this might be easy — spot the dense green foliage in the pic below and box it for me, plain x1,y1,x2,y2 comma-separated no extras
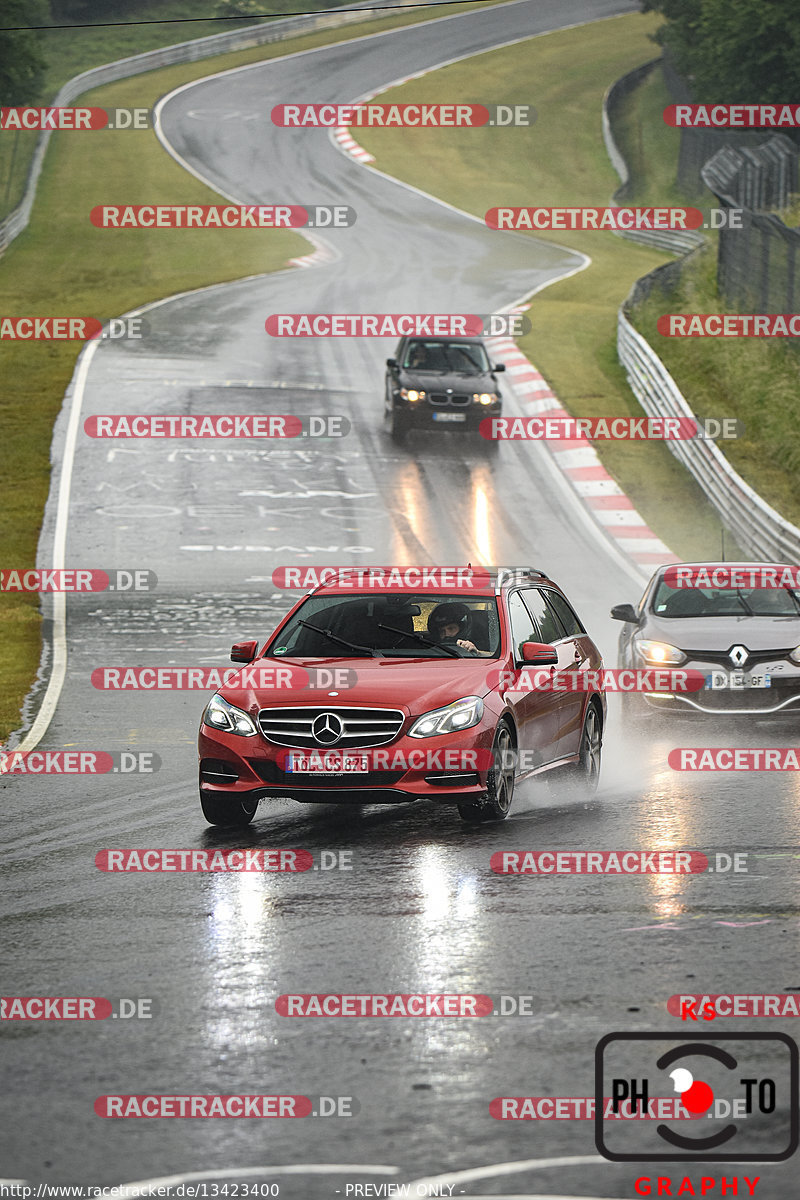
642,0,800,102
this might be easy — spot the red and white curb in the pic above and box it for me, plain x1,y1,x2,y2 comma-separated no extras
288,241,338,269
333,126,375,163
486,329,679,571
332,72,429,164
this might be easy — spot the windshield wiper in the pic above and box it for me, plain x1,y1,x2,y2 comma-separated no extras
734,589,754,615
297,619,379,657
377,622,462,658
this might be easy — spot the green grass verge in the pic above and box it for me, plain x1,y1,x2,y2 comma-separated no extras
355,14,746,561
0,0,501,742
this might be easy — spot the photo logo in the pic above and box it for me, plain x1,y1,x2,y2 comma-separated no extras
595,1032,798,1161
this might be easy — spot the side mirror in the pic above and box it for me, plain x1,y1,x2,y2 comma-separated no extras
386,358,397,368
610,603,639,624
519,641,558,666
230,639,258,663
492,362,506,372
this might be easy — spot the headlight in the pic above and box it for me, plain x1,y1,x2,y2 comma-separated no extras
790,645,800,665
401,388,425,401
408,696,484,738
202,694,257,737
635,639,686,666
473,392,498,405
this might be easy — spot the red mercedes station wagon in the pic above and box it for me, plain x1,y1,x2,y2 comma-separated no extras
198,567,605,826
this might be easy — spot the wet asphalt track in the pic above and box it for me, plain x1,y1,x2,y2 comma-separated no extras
3,0,800,1195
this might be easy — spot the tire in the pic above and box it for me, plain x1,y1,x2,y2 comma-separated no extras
458,723,515,823
569,703,603,796
200,789,258,827
387,408,409,444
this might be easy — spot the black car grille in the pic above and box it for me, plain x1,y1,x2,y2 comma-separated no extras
429,392,471,407
257,706,405,748
687,648,793,668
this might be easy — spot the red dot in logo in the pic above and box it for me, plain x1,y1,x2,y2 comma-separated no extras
682,1079,714,1114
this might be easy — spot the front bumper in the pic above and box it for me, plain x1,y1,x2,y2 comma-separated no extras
198,721,497,805
635,659,800,715
395,398,501,431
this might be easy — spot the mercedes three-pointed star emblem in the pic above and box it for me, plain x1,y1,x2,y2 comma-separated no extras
312,712,343,745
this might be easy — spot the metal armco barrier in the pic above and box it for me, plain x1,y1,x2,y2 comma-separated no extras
602,58,704,256
0,0,416,251
607,58,800,563
617,305,800,562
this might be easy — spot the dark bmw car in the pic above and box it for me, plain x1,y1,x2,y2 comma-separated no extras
384,335,504,442
612,561,800,715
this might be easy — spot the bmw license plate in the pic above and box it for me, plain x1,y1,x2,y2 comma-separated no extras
432,412,466,422
706,671,771,689
287,752,369,773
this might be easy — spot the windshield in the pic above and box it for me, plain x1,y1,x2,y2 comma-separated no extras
651,581,800,618
402,340,490,375
268,593,502,657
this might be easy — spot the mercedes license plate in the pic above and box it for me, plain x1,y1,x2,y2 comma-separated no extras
287,752,369,773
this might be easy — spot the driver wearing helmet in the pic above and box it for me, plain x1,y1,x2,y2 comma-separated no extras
427,601,481,655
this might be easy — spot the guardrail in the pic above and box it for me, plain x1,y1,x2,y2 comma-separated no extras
601,59,704,256
618,302,800,561
0,0,417,251
607,59,800,562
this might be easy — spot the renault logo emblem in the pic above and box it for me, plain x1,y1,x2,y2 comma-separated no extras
728,645,749,668
312,712,343,745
